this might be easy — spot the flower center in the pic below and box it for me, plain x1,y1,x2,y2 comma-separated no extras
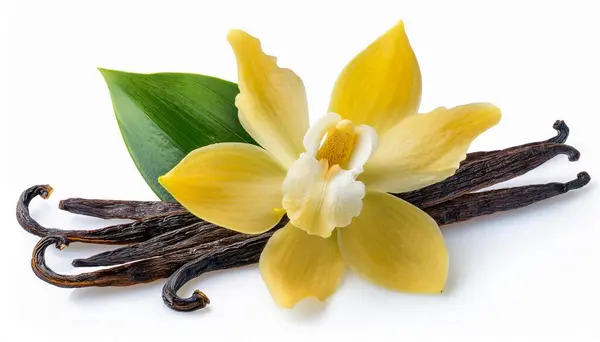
315,119,356,169
281,114,378,237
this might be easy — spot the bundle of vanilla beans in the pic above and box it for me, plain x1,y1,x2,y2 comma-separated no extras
16,120,590,312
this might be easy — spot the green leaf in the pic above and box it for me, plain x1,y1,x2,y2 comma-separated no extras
99,68,256,201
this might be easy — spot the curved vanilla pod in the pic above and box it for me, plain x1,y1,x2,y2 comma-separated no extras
162,232,274,312
464,119,569,162
397,142,581,208
424,172,591,225
31,235,199,287
17,185,199,245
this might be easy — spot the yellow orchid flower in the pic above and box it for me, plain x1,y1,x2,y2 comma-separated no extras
159,21,501,308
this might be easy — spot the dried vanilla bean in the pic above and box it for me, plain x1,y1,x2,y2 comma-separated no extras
397,142,580,208
31,236,201,287
72,220,239,267
17,186,199,245
424,172,591,225
464,120,569,162
17,185,61,237
59,198,184,220
32,227,281,288
162,233,274,312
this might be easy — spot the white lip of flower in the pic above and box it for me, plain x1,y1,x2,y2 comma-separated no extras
281,113,379,238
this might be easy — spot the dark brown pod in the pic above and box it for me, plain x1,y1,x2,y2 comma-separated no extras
18,186,199,245
397,142,580,208
59,198,184,220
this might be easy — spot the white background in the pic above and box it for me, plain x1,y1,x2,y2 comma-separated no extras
2,0,599,341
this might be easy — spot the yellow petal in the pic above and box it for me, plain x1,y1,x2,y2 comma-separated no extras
159,143,286,234
360,103,501,193
259,223,345,308
228,29,309,168
338,191,448,293
328,21,421,133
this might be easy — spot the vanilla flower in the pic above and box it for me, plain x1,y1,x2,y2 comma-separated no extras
160,21,500,308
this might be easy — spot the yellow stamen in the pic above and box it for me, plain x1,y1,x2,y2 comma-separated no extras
316,119,356,168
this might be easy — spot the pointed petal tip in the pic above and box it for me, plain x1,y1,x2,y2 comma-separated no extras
226,28,243,42
157,174,176,195
459,102,502,124
157,175,167,186
272,294,303,309
473,102,502,124
470,102,500,111
266,283,340,309
226,29,258,49
478,102,500,110
386,19,408,38
393,19,406,30
274,295,330,309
